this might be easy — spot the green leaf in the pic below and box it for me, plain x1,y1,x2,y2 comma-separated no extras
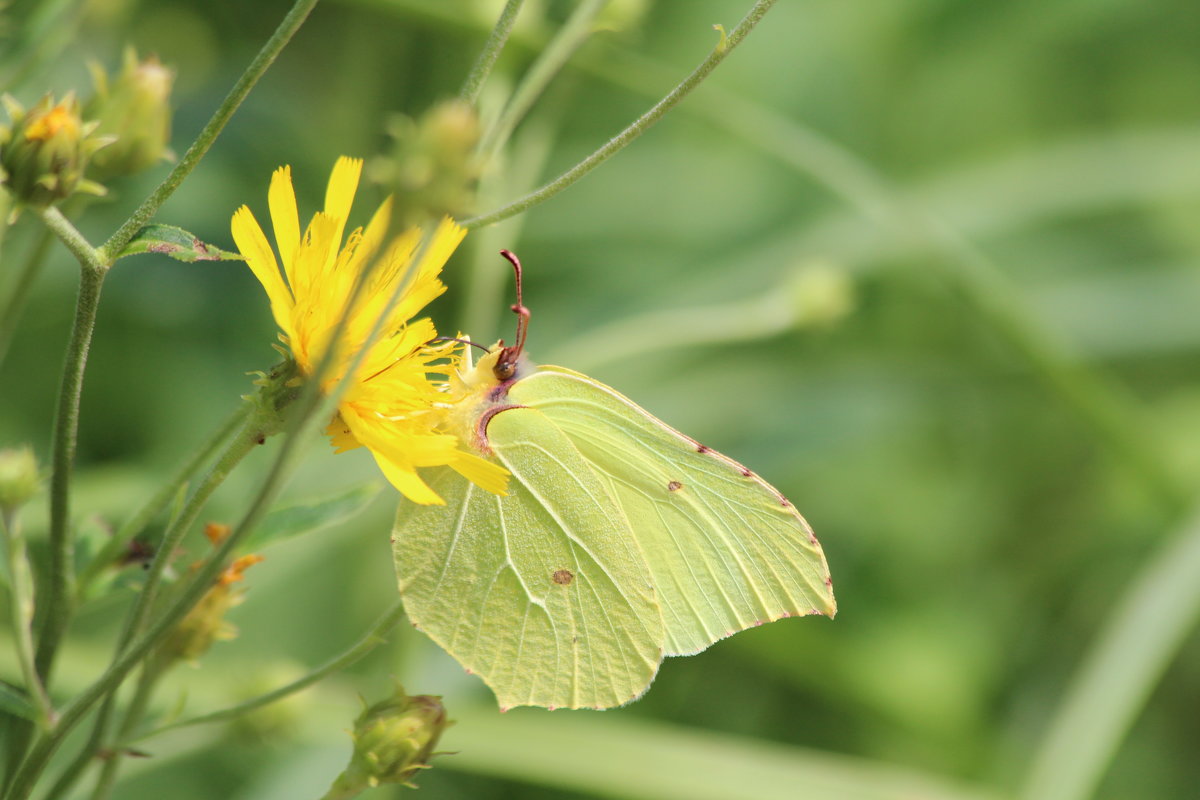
0,680,38,722
116,224,243,263
243,483,382,552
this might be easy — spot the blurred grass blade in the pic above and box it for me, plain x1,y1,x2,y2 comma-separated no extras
445,707,1003,800
242,484,382,552
0,681,38,723
1020,507,1200,800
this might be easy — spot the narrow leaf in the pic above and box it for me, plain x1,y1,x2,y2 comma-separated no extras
243,484,381,552
116,224,242,263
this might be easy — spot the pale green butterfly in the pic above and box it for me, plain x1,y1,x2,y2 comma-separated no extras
393,250,836,710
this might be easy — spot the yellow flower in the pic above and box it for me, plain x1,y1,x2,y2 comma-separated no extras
231,157,508,504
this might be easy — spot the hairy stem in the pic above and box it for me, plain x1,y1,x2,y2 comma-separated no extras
98,0,320,262
461,0,778,230
130,600,407,743
459,0,526,106
35,207,108,685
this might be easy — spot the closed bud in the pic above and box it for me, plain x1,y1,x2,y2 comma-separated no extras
85,47,174,180
0,93,111,208
369,99,481,227
0,445,39,516
326,684,450,797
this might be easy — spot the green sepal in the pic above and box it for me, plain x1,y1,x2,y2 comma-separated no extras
115,223,242,263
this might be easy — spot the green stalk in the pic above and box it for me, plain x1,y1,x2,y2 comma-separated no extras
459,0,526,106
87,659,169,800
1019,507,1200,800
98,0,320,263
0,229,54,370
34,207,107,686
461,0,779,230
74,401,253,602
0,511,55,733
128,599,407,743
476,0,606,160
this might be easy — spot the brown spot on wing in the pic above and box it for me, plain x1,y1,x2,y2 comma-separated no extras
667,480,683,492
552,569,574,586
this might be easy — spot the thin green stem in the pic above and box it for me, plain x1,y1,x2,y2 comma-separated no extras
1019,505,1200,800
42,404,268,800
0,513,55,733
130,599,407,743
476,0,606,161
97,0,320,263
75,401,254,601
0,229,54,370
461,0,778,230
35,207,108,687
459,0,526,106
87,660,167,800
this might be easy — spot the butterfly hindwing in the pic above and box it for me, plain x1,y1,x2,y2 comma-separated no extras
393,405,663,710
507,365,836,656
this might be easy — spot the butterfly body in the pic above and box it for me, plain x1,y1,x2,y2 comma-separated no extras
393,349,835,710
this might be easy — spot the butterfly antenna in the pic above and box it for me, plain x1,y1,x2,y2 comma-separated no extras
495,249,530,380
429,336,491,354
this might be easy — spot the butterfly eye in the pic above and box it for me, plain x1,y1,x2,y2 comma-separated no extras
494,359,517,381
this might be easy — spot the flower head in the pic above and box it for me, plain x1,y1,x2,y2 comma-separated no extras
231,157,508,504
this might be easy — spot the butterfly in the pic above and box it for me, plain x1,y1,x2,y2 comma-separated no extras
392,250,835,710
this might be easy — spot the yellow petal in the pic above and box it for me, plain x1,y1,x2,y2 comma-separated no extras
231,206,293,337
450,451,510,496
268,165,301,289
373,451,445,505
324,156,362,251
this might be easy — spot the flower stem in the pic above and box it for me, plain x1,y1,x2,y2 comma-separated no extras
0,229,52,371
476,0,606,161
459,0,526,106
461,0,778,230
97,0,320,263
34,207,108,687
129,599,407,744
87,660,168,800
0,511,55,733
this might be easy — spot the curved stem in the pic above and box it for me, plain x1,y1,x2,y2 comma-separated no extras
130,599,407,743
34,208,108,686
461,0,778,230
0,229,54,370
476,0,606,161
459,0,526,106
87,660,167,800
97,0,320,263
1020,505,1200,800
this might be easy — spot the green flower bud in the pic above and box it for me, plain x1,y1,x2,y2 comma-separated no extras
327,684,450,797
0,93,111,209
85,47,175,180
0,445,39,516
369,99,482,227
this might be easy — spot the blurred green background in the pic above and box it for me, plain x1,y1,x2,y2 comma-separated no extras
3,0,1200,798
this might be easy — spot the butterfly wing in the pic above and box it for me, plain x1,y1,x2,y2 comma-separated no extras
507,365,836,657
392,405,664,710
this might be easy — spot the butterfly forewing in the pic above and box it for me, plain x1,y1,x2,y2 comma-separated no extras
509,366,836,657
393,407,663,710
